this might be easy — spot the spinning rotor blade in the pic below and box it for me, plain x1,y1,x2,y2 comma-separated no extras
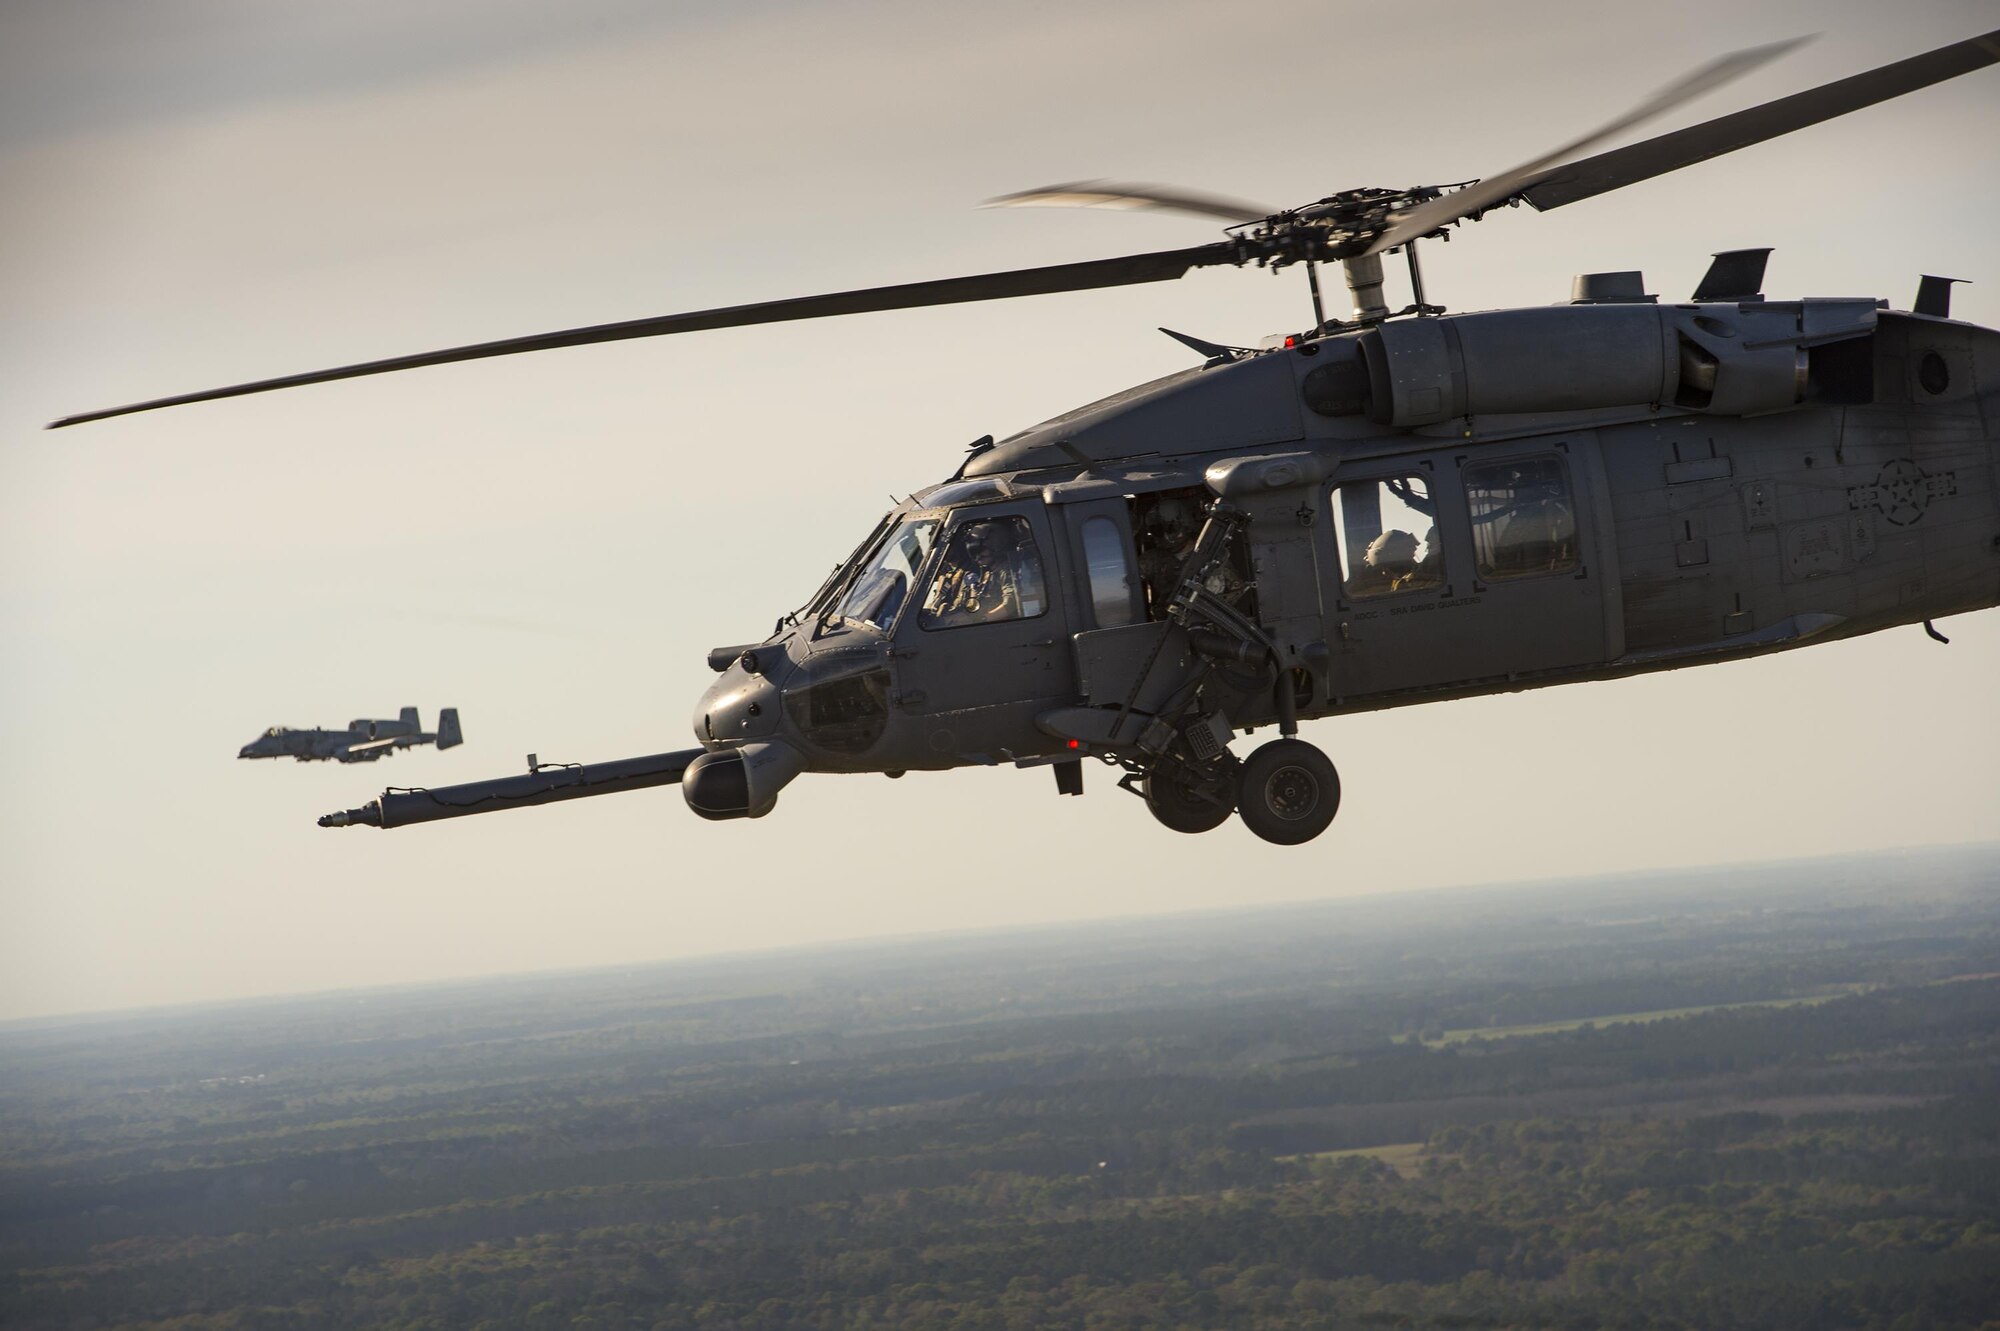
984,181,1277,225
49,243,1233,428
1365,36,1808,255
1518,27,2000,211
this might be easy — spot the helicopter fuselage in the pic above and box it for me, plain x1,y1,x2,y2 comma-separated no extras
683,290,1997,823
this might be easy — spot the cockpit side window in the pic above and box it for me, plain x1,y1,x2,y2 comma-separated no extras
919,516,1048,630
1332,475,1444,599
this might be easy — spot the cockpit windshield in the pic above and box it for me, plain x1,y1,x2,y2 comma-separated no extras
829,517,940,630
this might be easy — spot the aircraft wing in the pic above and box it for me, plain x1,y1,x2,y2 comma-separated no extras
337,738,400,762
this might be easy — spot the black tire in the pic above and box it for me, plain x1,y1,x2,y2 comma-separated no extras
1237,738,1340,845
1144,752,1239,834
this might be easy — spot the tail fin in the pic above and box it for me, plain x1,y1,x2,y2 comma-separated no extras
399,706,419,730
437,708,463,749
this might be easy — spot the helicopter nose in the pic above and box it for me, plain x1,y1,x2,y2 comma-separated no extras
696,667,783,746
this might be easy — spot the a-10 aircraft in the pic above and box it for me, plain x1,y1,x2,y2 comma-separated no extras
238,708,462,764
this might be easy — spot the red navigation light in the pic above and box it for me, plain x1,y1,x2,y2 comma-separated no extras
1067,739,1081,750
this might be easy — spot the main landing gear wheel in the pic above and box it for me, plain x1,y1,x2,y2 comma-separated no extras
1237,738,1340,845
1143,751,1240,834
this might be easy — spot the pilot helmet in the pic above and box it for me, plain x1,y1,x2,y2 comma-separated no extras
1364,528,1420,569
968,520,1013,558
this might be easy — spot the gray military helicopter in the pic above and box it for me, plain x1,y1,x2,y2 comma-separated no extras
55,29,2000,845
238,708,463,764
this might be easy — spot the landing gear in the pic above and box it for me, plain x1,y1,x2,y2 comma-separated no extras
1143,749,1239,834
1237,738,1340,845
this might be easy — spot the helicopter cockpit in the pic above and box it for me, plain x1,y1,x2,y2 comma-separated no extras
813,476,1038,635
810,481,1257,640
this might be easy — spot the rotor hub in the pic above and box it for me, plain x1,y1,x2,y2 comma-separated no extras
1229,185,1456,269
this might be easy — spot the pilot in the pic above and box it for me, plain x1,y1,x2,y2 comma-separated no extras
926,521,1022,626
1357,528,1420,595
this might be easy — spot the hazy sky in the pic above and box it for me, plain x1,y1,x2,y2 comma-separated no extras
3,0,1996,1022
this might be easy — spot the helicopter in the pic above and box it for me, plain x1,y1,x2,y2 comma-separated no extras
52,28,2000,846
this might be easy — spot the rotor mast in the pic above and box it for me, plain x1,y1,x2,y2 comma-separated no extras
1341,253,1390,324
1338,241,1443,327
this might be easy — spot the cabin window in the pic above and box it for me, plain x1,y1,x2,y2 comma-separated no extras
919,515,1049,629
1331,475,1444,599
1079,516,1139,628
1463,456,1578,579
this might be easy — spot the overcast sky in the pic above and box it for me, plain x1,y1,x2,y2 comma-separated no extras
3,0,1996,1022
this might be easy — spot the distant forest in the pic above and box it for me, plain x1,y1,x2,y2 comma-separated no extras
2,845,1997,1329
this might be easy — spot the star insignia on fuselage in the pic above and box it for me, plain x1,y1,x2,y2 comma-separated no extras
1847,458,1957,527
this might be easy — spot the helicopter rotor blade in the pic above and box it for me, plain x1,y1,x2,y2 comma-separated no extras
48,243,1235,429
1517,26,2000,212
983,181,1278,226
1363,36,1809,255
